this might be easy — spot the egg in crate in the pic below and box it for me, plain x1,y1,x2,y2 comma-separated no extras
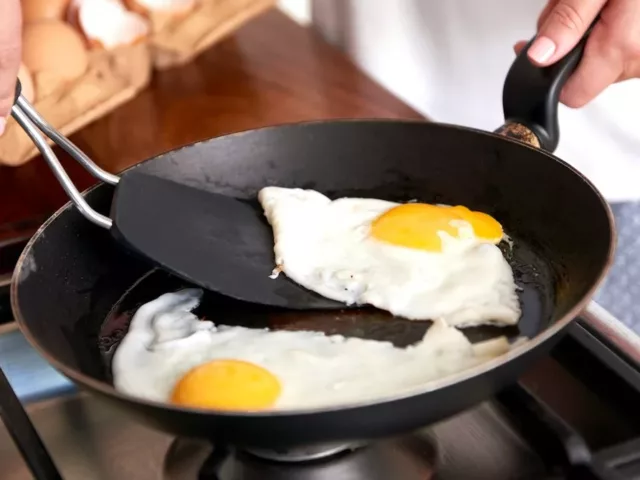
258,187,521,328
21,20,89,98
21,0,71,23
18,63,37,103
112,289,511,411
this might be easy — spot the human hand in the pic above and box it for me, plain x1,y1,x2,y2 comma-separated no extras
0,0,21,136
514,0,640,108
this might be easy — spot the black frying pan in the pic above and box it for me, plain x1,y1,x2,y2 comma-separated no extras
10,32,614,451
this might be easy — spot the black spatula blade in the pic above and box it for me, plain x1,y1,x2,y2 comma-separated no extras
110,170,345,309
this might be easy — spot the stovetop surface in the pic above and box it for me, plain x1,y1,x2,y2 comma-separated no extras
3,311,640,480
0,389,545,479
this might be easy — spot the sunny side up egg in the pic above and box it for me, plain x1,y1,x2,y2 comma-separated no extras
258,187,521,328
112,289,512,411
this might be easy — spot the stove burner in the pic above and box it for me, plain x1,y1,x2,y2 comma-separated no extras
245,443,358,462
163,436,437,479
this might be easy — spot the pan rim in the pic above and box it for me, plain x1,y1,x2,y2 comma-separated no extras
10,119,617,419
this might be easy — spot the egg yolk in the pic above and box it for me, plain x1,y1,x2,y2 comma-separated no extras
171,359,281,411
447,205,503,244
370,203,502,252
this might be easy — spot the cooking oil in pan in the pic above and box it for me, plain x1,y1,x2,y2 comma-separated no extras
99,235,552,380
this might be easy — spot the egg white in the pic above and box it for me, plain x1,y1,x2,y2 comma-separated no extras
112,289,512,410
258,187,521,328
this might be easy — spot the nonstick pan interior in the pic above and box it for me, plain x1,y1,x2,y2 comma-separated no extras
11,121,614,446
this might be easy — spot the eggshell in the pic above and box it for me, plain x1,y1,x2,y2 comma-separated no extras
124,0,196,16
69,0,150,50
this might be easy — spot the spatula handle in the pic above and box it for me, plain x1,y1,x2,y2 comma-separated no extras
11,79,117,229
13,78,120,186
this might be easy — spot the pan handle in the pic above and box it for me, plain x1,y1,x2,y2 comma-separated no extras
495,23,595,152
11,78,118,229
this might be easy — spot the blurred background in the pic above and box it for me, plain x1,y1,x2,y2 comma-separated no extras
4,3,640,479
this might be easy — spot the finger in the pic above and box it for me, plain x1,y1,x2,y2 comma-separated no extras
562,0,640,106
528,0,606,65
606,0,640,82
619,58,640,82
559,21,623,107
537,0,559,30
513,41,528,55
0,0,21,136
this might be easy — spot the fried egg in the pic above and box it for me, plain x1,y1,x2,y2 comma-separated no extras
112,289,512,411
258,187,521,328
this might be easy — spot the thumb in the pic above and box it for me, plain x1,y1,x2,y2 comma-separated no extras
528,0,605,65
0,0,22,136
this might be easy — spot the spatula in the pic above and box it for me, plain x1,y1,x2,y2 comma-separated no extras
10,79,344,310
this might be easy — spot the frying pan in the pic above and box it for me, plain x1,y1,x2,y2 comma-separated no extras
10,32,614,451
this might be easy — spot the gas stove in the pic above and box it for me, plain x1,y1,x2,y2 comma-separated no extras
3,302,640,480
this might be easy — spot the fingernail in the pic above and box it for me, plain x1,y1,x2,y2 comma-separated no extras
528,36,556,63
0,118,6,137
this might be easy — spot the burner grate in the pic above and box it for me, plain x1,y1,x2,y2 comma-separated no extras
0,367,62,480
595,438,640,478
496,385,622,480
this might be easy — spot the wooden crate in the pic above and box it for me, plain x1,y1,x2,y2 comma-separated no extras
150,0,276,70
0,43,152,167
0,0,275,166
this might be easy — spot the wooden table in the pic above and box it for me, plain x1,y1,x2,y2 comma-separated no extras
0,9,422,248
